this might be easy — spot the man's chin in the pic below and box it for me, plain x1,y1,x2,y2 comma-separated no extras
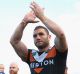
36,45,44,49
36,43,43,46
10,71,15,74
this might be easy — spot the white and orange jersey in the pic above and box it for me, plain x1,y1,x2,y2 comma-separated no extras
26,46,68,74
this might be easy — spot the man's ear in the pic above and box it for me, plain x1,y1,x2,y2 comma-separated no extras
49,35,51,40
17,67,19,71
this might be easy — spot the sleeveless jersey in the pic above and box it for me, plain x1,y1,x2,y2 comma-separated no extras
26,46,68,74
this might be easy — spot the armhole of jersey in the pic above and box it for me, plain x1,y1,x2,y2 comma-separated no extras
54,45,68,53
26,49,31,64
55,46,68,60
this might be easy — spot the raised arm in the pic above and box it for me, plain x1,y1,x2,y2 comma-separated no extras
30,2,68,52
10,11,38,61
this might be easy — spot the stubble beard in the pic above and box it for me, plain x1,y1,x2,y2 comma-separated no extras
35,41,49,50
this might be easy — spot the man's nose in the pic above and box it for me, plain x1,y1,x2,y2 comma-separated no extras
36,35,41,39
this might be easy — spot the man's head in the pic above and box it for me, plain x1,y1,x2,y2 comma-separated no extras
0,64,5,72
9,62,19,74
33,26,51,50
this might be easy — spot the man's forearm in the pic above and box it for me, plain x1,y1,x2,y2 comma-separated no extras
10,21,28,44
39,15,64,37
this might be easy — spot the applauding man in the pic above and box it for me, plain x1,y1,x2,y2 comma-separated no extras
10,1,68,74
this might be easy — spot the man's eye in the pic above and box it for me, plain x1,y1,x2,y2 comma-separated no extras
33,33,44,38
39,33,44,35
33,34,37,38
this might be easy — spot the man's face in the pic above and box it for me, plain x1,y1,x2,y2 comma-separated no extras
9,63,19,74
33,28,51,50
0,64,4,72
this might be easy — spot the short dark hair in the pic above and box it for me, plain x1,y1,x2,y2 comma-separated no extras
34,26,49,35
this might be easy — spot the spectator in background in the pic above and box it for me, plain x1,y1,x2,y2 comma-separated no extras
9,62,19,74
0,64,5,74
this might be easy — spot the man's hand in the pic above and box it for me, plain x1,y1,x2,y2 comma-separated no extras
30,1,44,19
22,11,39,24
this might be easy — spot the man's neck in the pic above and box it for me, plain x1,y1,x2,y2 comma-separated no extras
39,45,51,52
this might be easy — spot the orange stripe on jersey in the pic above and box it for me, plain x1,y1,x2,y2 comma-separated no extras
46,47,56,59
34,68,43,73
30,52,35,62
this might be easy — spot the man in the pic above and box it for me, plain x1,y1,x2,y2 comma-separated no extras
9,62,19,74
0,64,5,74
10,1,68,74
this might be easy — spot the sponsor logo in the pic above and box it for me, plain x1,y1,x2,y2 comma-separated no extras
30,59,54,68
